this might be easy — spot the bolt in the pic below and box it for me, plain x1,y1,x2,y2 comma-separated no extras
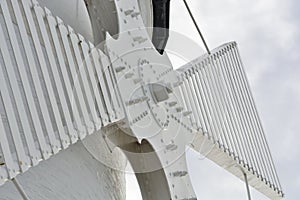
115,66,126,73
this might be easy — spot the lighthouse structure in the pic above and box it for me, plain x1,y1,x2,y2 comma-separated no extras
0,0,283,199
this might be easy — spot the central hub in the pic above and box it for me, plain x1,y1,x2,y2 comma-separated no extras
111,53,181,140
104,3,192,143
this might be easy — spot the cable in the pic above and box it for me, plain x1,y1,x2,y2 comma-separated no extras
243,172,252,200
12,178,30,200
182,0,211,54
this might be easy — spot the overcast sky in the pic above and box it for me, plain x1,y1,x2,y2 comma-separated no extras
127,0,299,199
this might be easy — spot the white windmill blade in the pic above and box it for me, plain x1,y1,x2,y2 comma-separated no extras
0,0,124,186
177,42,284,199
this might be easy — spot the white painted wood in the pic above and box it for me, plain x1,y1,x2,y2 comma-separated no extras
0,0,126,186
1,0,39,166
0,21,29,173
98,50,121,122
0,111,15,179
90,47,116,122
105,57,124,121
20,0,61,154
10,0,51,160
32,4,66,150
18,0,56,156
45,12,80,143
68,27,97,134
57,23,90,139
34,6,73,148
78,35,103,128
87,43,110,125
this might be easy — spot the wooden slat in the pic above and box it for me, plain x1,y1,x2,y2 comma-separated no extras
20,0,60,154
68,27,96,134
90,46,115,123
0,101,17,178
0,0,125,187
178,42,283,198
88,43,110,126
46,13,82,143
0,22,29,173
99,50,123,122
10,0,51,160
1,0,39,166
56,21,90,139
78,34,102,129
32,4,68,150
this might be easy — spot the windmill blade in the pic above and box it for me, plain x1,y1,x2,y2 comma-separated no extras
0,0,123,186
177,42,283,199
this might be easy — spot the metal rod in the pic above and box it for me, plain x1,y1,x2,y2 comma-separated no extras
12,178,30,200
182,0,211,54
243,172,252,200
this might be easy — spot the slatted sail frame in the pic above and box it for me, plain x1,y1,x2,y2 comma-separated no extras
178,42,283,198
0,0,123,185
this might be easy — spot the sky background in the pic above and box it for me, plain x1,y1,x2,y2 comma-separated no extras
126,0,299,199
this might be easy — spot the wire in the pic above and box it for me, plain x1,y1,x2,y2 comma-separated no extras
243,172,252,200
182,0,211,54
12,178,30,200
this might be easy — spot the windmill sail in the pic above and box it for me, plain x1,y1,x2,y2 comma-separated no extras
178,42,283,199
0,0,123,181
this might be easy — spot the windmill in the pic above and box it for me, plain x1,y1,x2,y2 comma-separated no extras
0,0,284,199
